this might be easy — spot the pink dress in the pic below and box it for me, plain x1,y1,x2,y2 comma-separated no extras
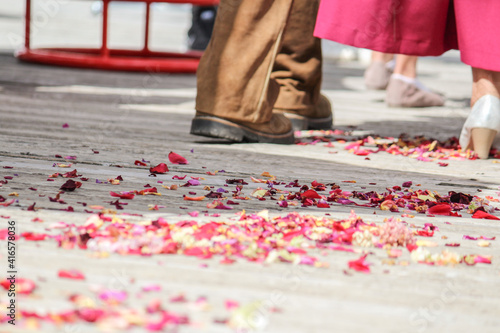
314,0,500,72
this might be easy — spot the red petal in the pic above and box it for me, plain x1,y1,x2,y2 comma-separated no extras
150,163,169,174
311,180,324,187
416,230,434,237
135,160,148,166
302,189,322,199
22,232,46,241
110,191,135,199
472,210,500,220
1,278,36,294
348,255,371,273
168,151,188,164
58,269,85,280
427,204,452,216
60,180,82,191
354,149,371,156
77,308,104,322
406,243,418,252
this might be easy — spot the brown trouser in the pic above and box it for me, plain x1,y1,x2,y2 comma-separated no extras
195,0,322,124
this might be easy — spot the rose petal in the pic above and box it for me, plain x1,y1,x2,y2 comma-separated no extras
168,151,188,165
150,163,169,174
302,189,322,199
60,180,82,191
58,269,85,280
427,204,452,216
472,210,500,220
348,255,371,273
184,196,205,201
110,191,135,200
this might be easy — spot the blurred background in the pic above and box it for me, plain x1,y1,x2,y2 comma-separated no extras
0,0,366,62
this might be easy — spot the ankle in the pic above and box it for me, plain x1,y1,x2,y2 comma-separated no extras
391,74,430,92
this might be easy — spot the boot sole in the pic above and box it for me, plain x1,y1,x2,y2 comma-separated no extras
190,115,295,144
284,113,333,131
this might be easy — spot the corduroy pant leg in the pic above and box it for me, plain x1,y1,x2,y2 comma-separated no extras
195,0,295,124
272,0,323,114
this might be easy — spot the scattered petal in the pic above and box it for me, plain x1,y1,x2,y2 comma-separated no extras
60,180,82,191
348,255,371,273
1,278,36,294
58,269,85,280
168,151,188,164
110,191,135,200
472,210,500,220
184,196,205,201
150,163,169,174
427,204,452,216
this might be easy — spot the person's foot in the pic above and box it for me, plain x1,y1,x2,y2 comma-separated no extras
273,95,333,131
364,60,393,90
386,75,445,107
459,94,500,159
187,6,217,51
190,112,294,144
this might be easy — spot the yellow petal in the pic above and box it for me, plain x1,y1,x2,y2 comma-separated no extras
478,240,490,247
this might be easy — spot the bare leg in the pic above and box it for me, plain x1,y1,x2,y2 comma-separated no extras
471,68,500,105
364,52,393,90
386,55,444,107
393,55,418,78
371,51,393,63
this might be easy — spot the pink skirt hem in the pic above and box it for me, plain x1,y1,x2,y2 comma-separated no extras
314,0,500,72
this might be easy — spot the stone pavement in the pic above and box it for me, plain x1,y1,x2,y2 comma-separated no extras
1,2,500,333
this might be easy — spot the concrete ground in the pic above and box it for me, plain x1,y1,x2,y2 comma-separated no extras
1,2,499,333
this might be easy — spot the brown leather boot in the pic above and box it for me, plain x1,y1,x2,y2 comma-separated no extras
273,94,333,131
190,112,294,144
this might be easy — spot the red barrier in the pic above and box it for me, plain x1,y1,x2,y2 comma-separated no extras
16,0,219,73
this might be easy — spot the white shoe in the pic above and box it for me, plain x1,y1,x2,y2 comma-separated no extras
459,94,500,159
